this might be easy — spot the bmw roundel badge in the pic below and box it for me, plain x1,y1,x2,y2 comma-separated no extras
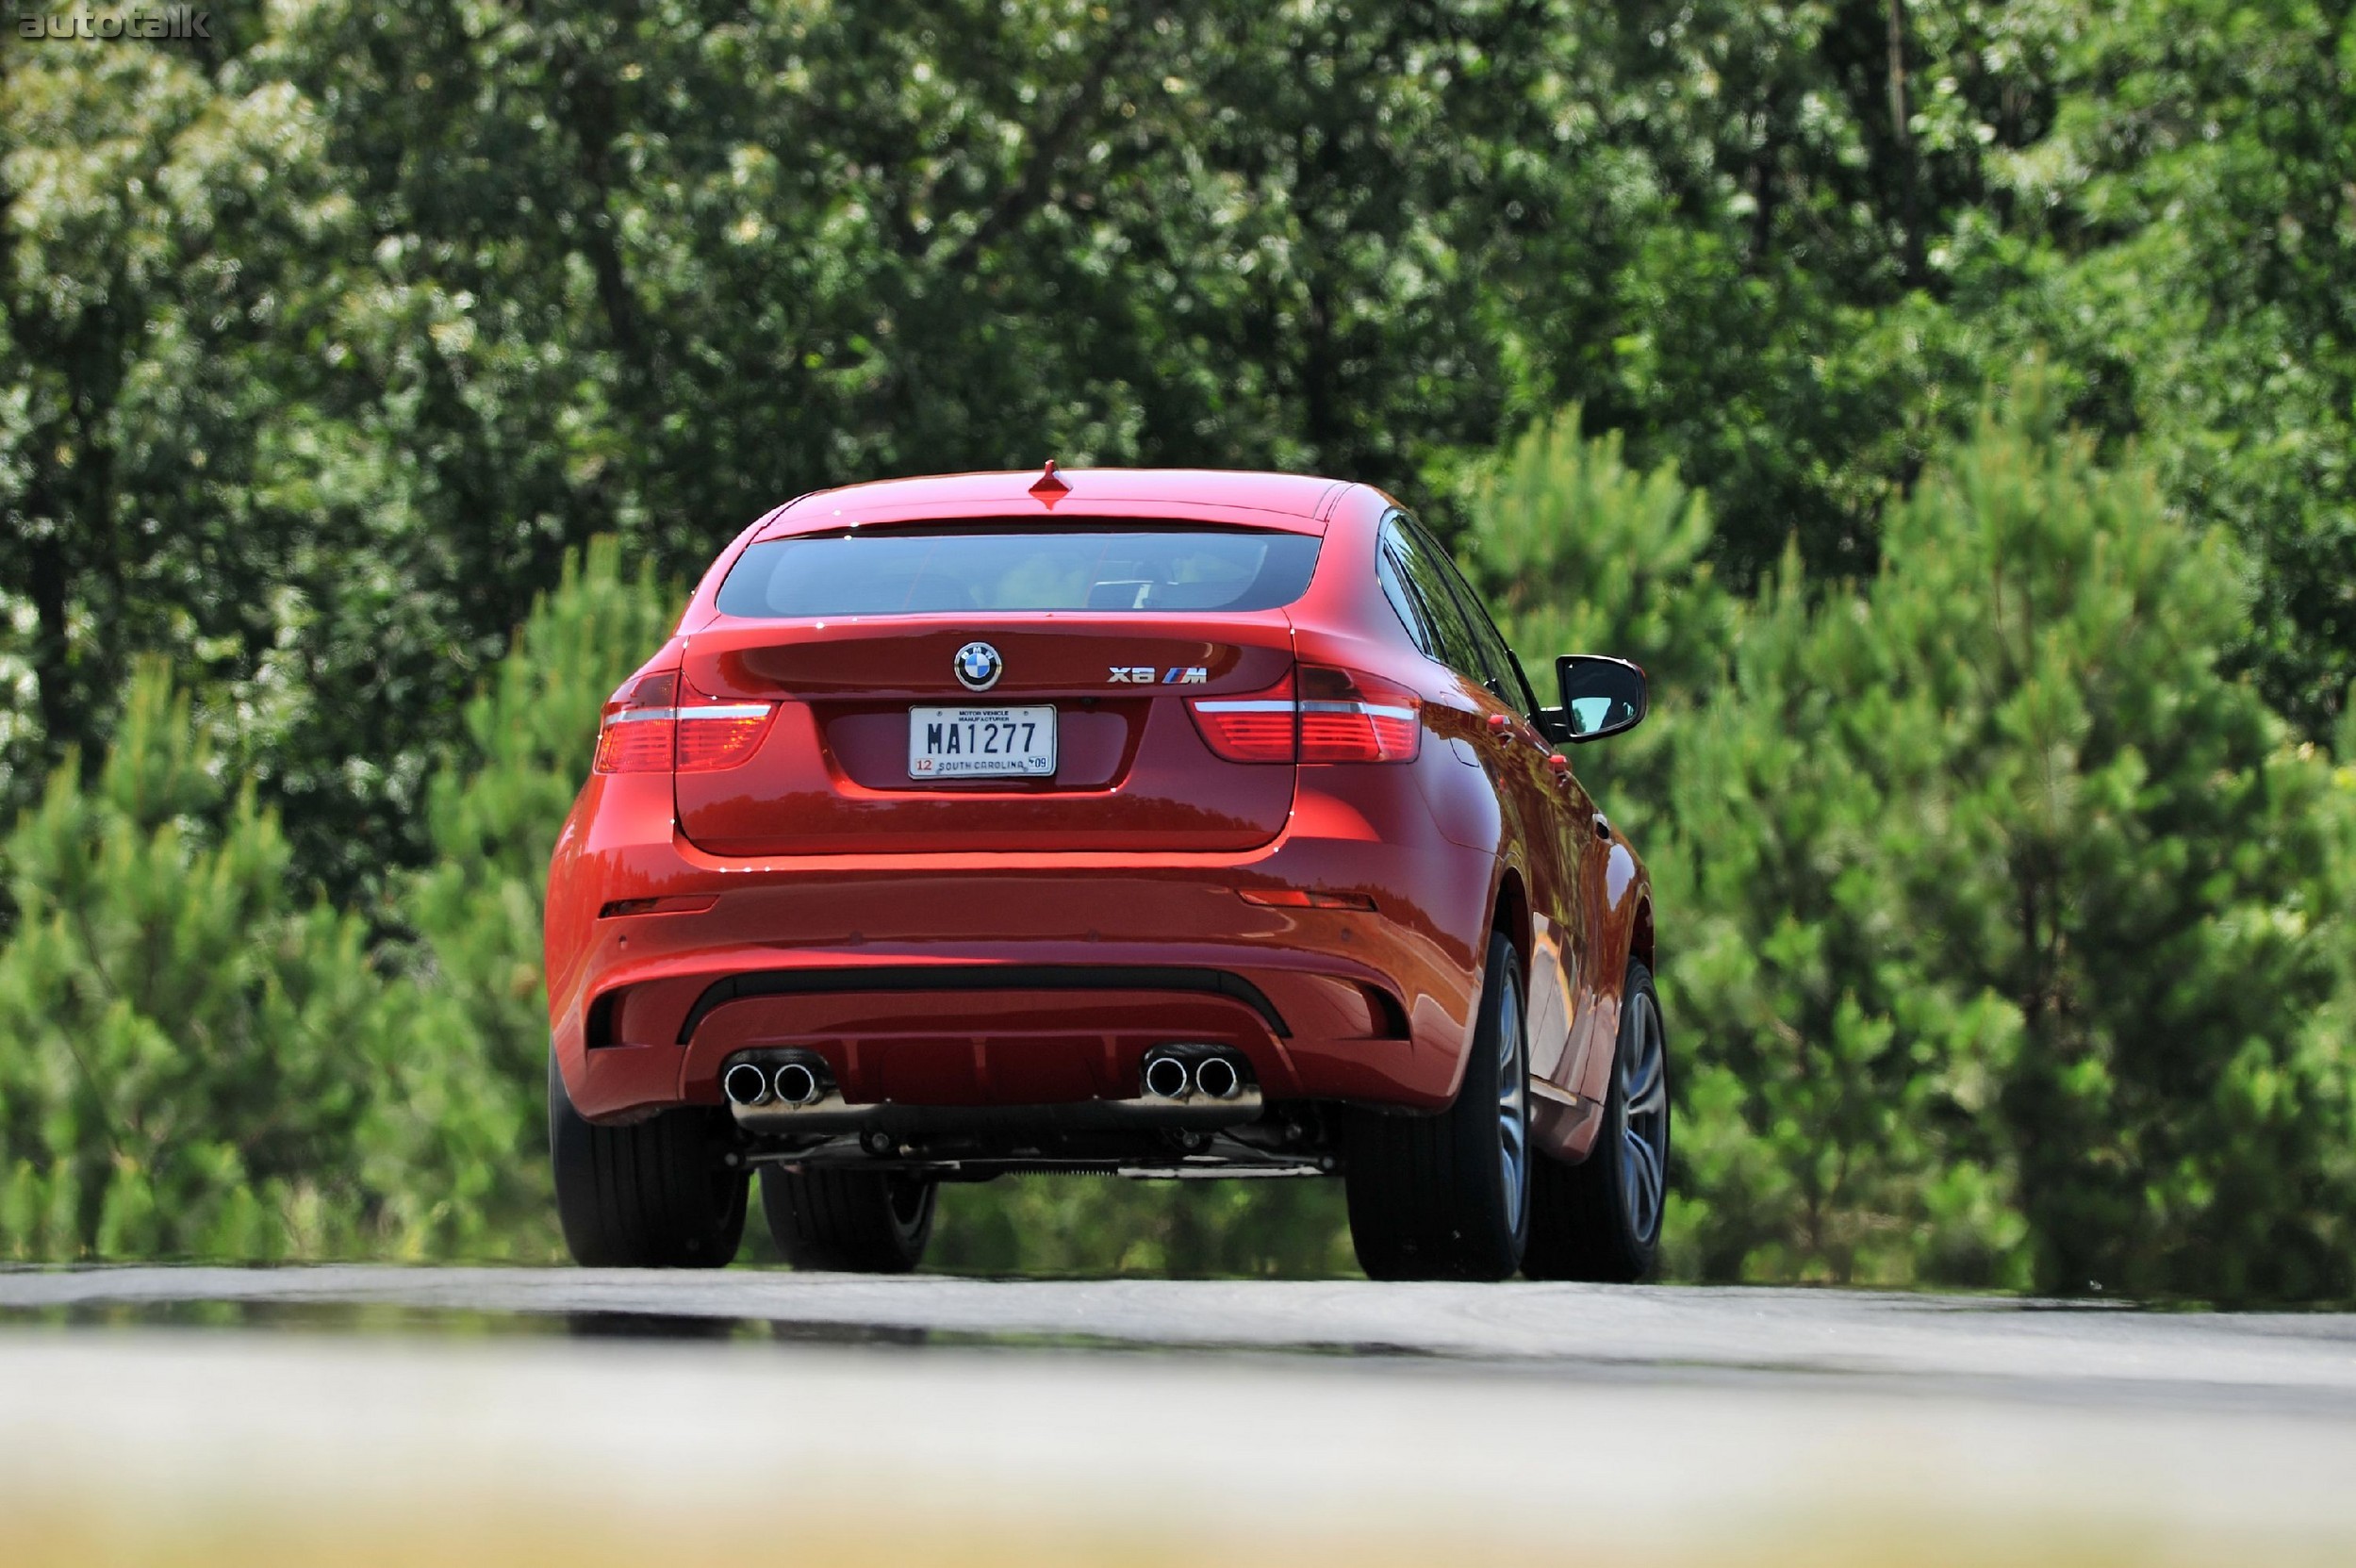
953,641,1003,692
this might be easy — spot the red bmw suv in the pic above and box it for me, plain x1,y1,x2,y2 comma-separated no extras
545,467,1667,1281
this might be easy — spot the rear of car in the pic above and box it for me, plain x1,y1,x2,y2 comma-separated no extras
543,468,1660,1280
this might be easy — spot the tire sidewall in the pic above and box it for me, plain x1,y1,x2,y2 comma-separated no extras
760,1166,939,1273
549,1049,748,1268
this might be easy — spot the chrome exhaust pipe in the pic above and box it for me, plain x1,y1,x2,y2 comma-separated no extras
1142,1055,1193,1099
721,1062,773,1108
771,1061,825,1108
1194,1056,1243,1100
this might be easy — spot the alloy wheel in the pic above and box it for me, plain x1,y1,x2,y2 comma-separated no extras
1617,990,1669,1244
1495,966,1529,1230
887,1174,936,1239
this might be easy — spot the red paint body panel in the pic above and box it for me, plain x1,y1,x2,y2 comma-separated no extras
674,619,1299,856
547,470,1652,1163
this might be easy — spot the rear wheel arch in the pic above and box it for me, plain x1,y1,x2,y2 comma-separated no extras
1491,865,1533,989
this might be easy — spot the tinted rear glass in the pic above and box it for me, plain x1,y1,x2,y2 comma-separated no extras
717,526,1323,618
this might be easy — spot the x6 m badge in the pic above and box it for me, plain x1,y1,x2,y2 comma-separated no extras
1110,666,1208,685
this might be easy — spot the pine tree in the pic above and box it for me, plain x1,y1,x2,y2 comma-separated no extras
0,665,517,1259
1457,406,1738,837
404,537,684,1089
1654,398,2356,1296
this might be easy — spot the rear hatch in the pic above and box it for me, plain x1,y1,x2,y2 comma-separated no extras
674,523,1315,856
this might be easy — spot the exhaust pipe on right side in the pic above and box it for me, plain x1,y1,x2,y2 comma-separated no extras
1194,1056,1243,1100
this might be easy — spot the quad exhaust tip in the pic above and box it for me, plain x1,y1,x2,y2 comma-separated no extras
721,1062,772,1108
771,1061,825,1108
1143,1054,1193,1099
1194,1056,1243,1100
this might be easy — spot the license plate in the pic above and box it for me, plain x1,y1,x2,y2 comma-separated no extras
908,705,1057,779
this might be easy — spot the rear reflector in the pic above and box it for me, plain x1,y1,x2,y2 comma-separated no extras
1238,888,1379,911
598,895,720,918
593,671,776,774
1187,666,1420,764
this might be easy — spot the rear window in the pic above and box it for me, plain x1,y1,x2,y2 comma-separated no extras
716,526,1323,618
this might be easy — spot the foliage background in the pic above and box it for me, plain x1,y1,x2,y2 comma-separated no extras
2,0,2351,1294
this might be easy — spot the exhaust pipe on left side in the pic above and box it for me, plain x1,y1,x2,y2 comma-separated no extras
771,1061,825,1107
722,1061,773,1108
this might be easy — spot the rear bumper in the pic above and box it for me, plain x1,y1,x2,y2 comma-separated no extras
547,770,1496,1124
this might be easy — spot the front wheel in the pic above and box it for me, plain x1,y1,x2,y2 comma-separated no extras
549,1053,748,1268
1523,961,1670,1281
760,1166,938,1273
1342,931,1531,1280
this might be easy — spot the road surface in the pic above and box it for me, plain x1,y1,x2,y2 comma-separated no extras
3,1267,2352,1565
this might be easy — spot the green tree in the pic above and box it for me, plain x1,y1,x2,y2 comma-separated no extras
8,0,2355,908
1460,408,2032,1286
1654,399,2356,1297
403,537,682,1093
0,663,519,1260
1453,404,1738,840
0,29,439,900
1959,0,2356,733
1,0,1623,898
7,1,2355,1291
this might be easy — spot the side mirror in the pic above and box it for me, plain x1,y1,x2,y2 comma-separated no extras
1554,654,1647,742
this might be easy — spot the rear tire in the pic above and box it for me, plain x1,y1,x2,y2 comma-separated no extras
1523,961,1670,1282
1343,931,1531,1281
549,1053,748,1268
760,1167,938,1273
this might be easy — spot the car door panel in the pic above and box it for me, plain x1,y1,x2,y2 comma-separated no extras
1572,833,1647,1104
1386,515,1583,1087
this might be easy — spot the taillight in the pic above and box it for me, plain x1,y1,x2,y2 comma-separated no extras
1188,670,1301,763
1187,666,1420,764
1297,665,1420,762
594,671,679,773
593,672,776,774
675,698,775,771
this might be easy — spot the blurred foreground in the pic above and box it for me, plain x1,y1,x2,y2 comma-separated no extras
3,1270,2352,1567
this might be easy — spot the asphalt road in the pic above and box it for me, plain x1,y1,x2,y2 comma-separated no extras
4,1267,2354,1565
